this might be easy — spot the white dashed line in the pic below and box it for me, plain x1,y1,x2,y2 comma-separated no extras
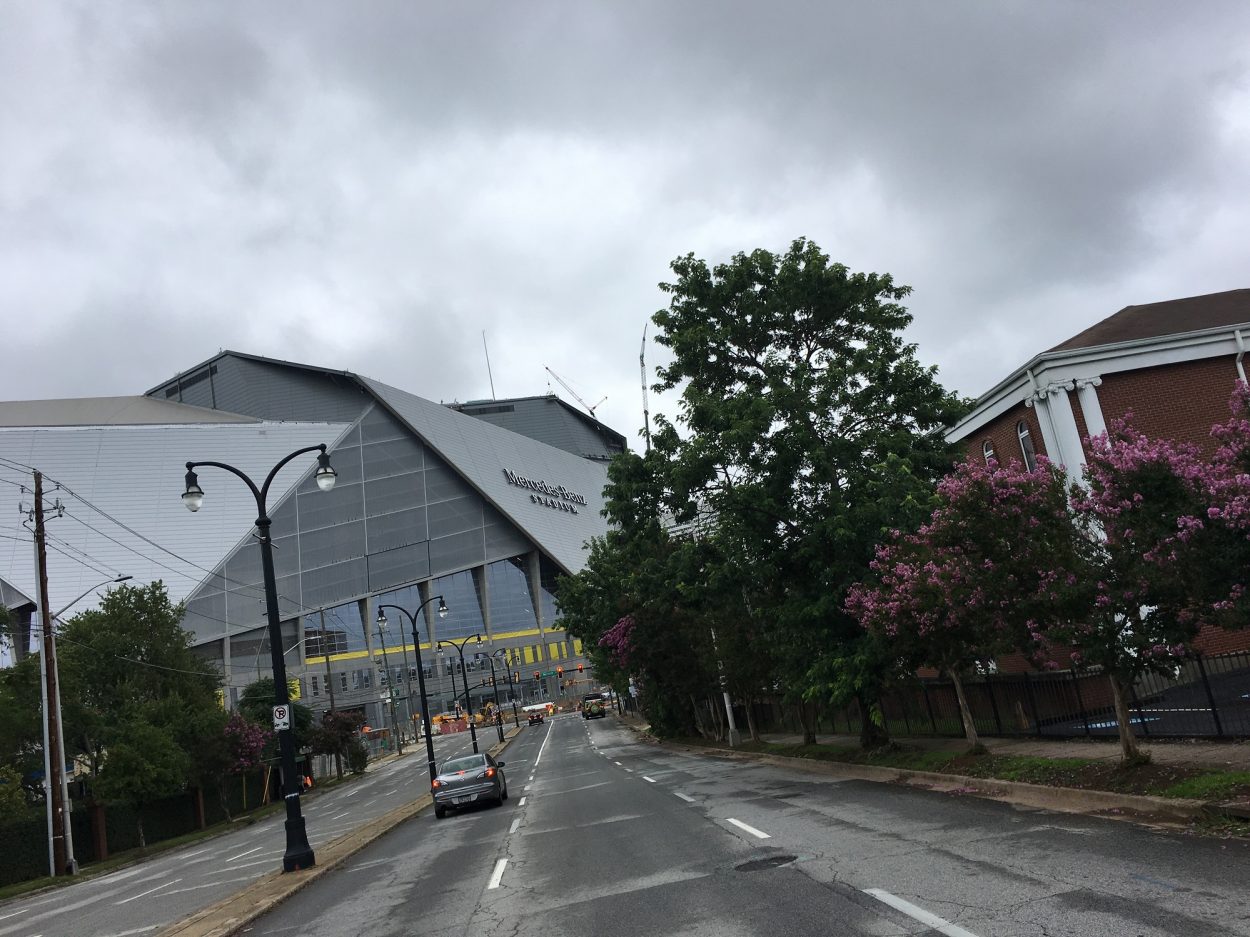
864,889,981,937
487,859,508,889
509,818,521,834
642,776,656,783
675,792,695,803
518,796,527,806
226,846,262,862
624,768,634,773
726,818,770,839
613,761,622,766
115,879,181,904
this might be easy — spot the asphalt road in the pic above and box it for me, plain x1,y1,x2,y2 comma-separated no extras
245,714,1250,937
0,727,492,937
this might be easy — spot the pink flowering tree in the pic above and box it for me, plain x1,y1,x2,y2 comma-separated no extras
1064,417,1219,763
848,457,1083,751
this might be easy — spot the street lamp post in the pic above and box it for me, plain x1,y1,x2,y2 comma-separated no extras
437,634,483,754
38,573,132,877
373,622,402,756
482,655,506,744
375,596,447,786
182,444,338,873
494,651,521,728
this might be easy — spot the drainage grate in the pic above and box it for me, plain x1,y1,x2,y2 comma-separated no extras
735,854,797,873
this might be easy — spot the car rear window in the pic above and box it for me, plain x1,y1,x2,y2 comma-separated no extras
442,756,485,773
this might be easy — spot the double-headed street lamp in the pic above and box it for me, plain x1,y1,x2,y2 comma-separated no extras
493,650,521,728
183,444,337,873
373,621,402,756
437,634,483,754
375,595,447,785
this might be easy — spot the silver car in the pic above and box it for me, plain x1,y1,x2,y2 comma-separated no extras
431,753,508,818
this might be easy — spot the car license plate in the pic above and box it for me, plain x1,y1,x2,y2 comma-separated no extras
453,796,471,804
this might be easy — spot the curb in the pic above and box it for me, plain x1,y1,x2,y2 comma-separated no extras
618,721,1212,826
159,726,523,937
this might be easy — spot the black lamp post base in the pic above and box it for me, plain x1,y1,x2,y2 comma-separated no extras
282,818,316,872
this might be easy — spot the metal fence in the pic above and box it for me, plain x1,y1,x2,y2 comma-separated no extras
763,649,1250,741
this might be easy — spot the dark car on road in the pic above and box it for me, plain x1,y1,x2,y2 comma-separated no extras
582,692,608,719
431,753,508,818
528,709,545,725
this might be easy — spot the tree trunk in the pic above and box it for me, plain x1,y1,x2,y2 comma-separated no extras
857,693,891,749
137,815,146,850
796,700,817,745
745,697,761,743
334,749,343,781
948,668,981,751
1109,673,1143,763
709,695,725,742
691,694,711,739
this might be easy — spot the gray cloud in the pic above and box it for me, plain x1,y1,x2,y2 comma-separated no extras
1,1,1248,443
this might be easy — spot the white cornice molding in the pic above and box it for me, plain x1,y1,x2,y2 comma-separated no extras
947,323,1249,443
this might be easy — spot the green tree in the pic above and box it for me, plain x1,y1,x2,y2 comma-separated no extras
58,582,222,779
650,239,967,745
93,714,189,848
238,677,313,760
309,708,367,780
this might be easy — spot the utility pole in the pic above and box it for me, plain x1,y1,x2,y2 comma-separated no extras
319,610,342,780
33,473,73,874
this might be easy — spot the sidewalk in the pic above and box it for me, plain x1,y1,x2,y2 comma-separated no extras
757,732,1250,770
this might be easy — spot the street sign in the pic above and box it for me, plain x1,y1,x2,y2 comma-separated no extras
273,704,291,731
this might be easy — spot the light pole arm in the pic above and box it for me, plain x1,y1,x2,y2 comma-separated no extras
185,459,264,512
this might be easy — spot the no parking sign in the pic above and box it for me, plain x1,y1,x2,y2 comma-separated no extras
273,704,291,730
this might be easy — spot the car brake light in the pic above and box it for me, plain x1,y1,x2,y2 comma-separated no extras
431,779,441,788
484,766,496,778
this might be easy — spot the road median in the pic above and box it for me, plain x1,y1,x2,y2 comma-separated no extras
160,726,522,937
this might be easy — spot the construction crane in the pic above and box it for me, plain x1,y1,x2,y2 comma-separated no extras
640,325,651,452
544,366,606,417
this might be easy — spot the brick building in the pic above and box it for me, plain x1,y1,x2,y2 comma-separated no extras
945,288,1250,663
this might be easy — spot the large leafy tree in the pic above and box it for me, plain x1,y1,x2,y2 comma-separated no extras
58,581,222,780
848,457,1084,750
650,239,967,745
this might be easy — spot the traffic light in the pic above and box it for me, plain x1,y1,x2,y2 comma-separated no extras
533,671,540,681
578,663,584,673
556,666,564,678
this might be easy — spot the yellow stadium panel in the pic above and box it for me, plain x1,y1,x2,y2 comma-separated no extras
573,639,584,655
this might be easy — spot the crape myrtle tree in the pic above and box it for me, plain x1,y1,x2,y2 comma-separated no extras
1064,417,1235,763
651,239,967,746
848,457,1084,751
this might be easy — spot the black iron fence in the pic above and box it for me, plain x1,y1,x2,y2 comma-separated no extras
759,649,1250,741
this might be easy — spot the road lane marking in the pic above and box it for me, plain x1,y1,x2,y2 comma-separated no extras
726,818,770,839
642,776,657,783
863,889,981,937
487,859,508,889
97,927,161,937
533,721,554,766
518,796,527,806
509,818,521,834
226,845,263,862
613,761,622,766
330,812,350,820
675,792,695,802
0,911,26,924
115,879,181,904
624,768,634,773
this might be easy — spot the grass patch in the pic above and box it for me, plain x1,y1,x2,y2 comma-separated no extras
1159,772,1250,802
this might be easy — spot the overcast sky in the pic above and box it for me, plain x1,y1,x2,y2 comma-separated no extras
2,2,1248,444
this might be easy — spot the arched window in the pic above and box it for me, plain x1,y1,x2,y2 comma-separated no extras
982,440,996,466
1017,420,1037,471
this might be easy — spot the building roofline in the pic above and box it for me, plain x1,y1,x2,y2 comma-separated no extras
947,320,1250,442
144,349,356,397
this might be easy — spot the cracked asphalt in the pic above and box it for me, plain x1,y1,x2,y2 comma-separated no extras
244,715,1250,937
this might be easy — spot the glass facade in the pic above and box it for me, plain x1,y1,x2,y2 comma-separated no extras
374,583,428,649
431,569,485,642
486,557,538,633
305,601,367,658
